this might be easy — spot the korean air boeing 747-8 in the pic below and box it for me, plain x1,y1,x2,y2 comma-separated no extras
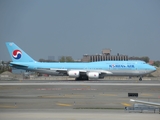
6,42,156,81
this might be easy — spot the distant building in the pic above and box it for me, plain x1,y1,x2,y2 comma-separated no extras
149,60,154,65
81,49,128,62
102,49,111,55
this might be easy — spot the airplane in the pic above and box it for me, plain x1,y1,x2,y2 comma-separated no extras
6,42,156,81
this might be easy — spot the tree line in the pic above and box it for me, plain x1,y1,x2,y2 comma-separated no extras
0,61,11,74
129,56,150,63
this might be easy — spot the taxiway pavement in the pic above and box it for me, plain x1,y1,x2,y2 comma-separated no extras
0,79,160,119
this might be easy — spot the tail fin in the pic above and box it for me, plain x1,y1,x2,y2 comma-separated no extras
6,42,36,62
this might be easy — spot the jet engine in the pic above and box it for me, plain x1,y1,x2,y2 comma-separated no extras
87,72,99,79
68,70,80,78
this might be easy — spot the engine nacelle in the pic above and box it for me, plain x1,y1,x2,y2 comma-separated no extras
87,72,99,79
68,70,80,78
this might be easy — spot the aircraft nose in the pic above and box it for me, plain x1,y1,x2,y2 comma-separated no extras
152,66,156,72
153,66,157,71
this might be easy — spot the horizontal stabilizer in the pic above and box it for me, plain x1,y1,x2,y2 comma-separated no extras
10,63,28,69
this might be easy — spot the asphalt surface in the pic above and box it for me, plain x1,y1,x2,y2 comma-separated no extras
0,110,160,120
0,79,160,120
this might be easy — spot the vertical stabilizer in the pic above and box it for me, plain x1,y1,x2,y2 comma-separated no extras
6,42,35,62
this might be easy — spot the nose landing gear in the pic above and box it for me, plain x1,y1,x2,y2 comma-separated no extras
139,77,142,81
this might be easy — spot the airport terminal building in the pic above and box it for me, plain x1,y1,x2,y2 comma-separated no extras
81,49,129,62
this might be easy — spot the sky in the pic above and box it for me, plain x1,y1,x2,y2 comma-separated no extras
0,0,160,61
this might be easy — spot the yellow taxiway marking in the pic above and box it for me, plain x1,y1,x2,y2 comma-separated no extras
41,94,84,98
56,103,72,107
141,94,153,96
99,94,117,96
82,85,91,88
0,105,17,108
121,103,131,107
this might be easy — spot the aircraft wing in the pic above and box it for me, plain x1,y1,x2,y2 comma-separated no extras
50,68,113,75
50,68,68,73
130,99,160,107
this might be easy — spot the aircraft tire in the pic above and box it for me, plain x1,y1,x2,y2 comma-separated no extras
139,77,142,81
75,76,89,81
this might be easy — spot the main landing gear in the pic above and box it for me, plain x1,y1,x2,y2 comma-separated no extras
75,76,89,81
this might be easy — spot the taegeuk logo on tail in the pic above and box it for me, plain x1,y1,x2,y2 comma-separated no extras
12,50,22,59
